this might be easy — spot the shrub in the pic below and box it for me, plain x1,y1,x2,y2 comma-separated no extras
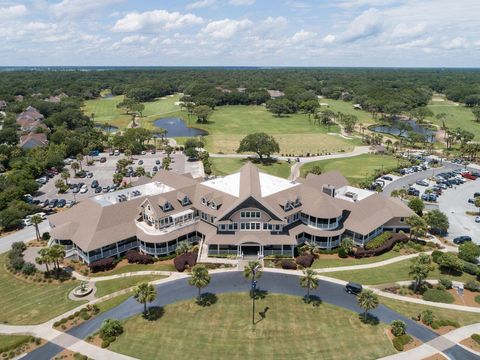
355,233,408,258
21,262,37,275
365,232,392,250
41,232,50,241
126,250,154,265
99,319,123,340
392,334,412,351
11,242,26,253
465,280,480,292
89,257,115,272
421,310,435,326
73,353,88,360
390,320,406,337
439,278,452,289
431,250,443,263
422,288,455,303
458,242,480,264
173,251,198,272
101,340,111,348
9,255,25,272
431,319,460,329
338,247,348,258
471,334,480,345
295,254,314,268
475,295,480,304
462,261,478,275
281,260,297,270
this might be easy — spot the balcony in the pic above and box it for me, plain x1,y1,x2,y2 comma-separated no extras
136,218,198,236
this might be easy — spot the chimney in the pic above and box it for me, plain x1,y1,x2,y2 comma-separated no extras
322,184,336,197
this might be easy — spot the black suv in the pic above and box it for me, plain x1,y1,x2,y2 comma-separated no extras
453,236,472,245
345,282,363,295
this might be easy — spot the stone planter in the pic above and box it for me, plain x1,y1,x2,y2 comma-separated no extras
73,284,93,298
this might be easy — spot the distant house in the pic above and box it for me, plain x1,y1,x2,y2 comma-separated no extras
353,104,363,110
44,96,62,103
267,90,285,99
215,86,231,94
237,87,246,93
14,95,24,102
0,100,6,111
374,145,386,154
19,133,48,149
16,106,46,132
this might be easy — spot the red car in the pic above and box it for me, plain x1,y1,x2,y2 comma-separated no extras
461,172,477,180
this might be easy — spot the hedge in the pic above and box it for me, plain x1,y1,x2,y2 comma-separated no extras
295,253,314,268
392,334,412,351
281,260,297,270
173,251,198,272
422,288,455,304
462,261,479,275
472,334,480,345
126,250,154,265
365,232,392,250
465,280,480,292
89,257,115,272
431,319,460,329
355,233,409,258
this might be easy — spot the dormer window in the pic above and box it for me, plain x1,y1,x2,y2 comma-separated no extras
210,201,217,210
182,196,190,206
294,197,301,207
163,201,172,211
284,201,292,211
201,197,207,205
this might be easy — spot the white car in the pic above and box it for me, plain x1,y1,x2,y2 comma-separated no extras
27,212,46,220
22,218,32,226
476,216,480,223
80,185,88,193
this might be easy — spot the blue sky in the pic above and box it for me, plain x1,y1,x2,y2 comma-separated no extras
1,0,479,67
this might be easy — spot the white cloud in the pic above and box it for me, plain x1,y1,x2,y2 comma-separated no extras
229,0,255,5
200,18,252,39
111,35,147,49
113,9,203,32
323,34,336,44
338,8,384,43
442,37,469,50
50,0,121,17
187,0,216,10
290,30,316,43
390,23,426,40
0,5,27,19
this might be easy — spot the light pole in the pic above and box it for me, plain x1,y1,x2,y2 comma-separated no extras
251,264,260,326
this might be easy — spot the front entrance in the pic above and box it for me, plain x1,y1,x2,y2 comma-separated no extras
242,245,260,256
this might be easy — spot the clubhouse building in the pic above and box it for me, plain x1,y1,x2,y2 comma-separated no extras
49,163,413,264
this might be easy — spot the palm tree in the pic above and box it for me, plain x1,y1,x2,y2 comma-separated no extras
300,240,319,256
175,240,192,255
135,166,146,177
36,247,52,273
71,162,80,176
124,148,132,161
61,170,70,185
300,268,318,301
76,154,84,171
357,289,379,322
409,253,433,292
49,244,66,272
30,215,43,241
243,261,262,281
406,216,428,240
189,264,211,298
134,282,157,315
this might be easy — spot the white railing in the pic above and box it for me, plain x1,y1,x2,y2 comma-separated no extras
136,218,198,236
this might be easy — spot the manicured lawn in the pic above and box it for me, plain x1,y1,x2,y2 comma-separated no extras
319,98,377,125
83,94,182,129
381,297,480,326
0,254,83,325
312,251,402,269
0,334,31,353
427,94,480,140
94,275,165,298
90,261,175,277
210,158,291,178
109,293,395,360
96,293,133,314
300,154,401,185
326,258,477,285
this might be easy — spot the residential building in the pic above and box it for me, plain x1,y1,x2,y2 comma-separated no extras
18,132,48,149
49,163,413,264
0,100,6,111
16,106,46,132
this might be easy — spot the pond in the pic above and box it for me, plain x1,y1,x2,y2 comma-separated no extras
153,117,207,137
95,124,118,133
371,119,437,142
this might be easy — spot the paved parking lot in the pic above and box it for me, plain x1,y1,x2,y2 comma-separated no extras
439,179,480,243
34,151,203,204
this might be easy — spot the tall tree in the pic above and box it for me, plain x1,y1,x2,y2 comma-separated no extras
300,268,319,301
236,132,280,162
134,282,157,315
406,216,428,240
409,253,433,292
189,264,211,298
30,215,43,241
357,289,379,322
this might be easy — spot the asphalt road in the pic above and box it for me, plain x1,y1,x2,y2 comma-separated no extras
24,271,479,360
0,220,50,254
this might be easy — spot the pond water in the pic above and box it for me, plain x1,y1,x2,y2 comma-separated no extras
95,124,118,133
371,119,436,142
153,117,207,137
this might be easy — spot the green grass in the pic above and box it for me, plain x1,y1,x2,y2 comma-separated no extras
0,253,84,325
96,292,133,314
90,262,175,277
109,293,395,360
312,251,402,269
300,154,401,185
326,258,477,285
381,297,480,327
0,335,32,353
320,98,377,125
83,94,182,129
94,275,165,298
210,158,291,179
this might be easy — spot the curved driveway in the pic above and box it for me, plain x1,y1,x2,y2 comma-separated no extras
24,271,479,360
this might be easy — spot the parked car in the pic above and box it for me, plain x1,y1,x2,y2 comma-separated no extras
36,177,48,184
57,199,66,208
468,198,476,204
474,192,480,198
453,236,472,245
22,218,32,226
49,199,58,208
141,150,146,155
462,172,477,180
100,157,107,163
109,150,114,156
138,160,144,165
80,185,88,194
381,176,393,181
95,186,102,193
86,172,93,178
155,160,161,165
416,179,429,187
66,200,75,208
153,166,158,172
151,149,156,154
408,188,420,196
475,216,480,223
421,193,437,202
42,199,50,208
72,186,80,193
102,186,110,193
114,149,120,156
91,180,99,188
345,282,363,295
